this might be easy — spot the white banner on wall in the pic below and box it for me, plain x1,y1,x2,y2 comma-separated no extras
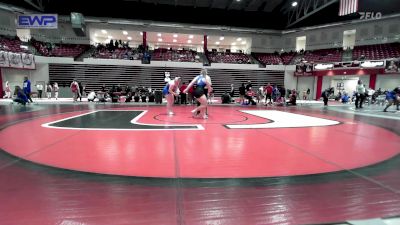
0,51,10,67
9,52,23,68
22,53,36,69
0,51,35,70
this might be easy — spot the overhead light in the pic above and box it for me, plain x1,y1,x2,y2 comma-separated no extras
219,36,224,40
122,31,128,35
292,1,298,7
101,30,107,34
158,38,163,42
157,33,162,37
173,34,178,37
241,41,246,44
140,32,143,36
187,40,192,43
236,0,241,2
94,33,98,37
173,39,177,42
189,35,194,39
127,37,132,40
108,36,113,39
201,41,204,44
216,41,220,45
207,36,209,39
237,38,242,41
232,42,236,45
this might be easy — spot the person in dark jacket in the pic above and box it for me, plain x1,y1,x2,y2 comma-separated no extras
321,88,333,106
239,83,246,104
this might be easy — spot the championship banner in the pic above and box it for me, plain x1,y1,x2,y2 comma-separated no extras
385,59,400,73
0,51,9,67
9,52,23,68
22,53,35,69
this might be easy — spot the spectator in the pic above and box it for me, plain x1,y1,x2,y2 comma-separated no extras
264,83,273,105
245,87,257,105
70,79,80,102
229,84,235,99
341,92,350,104
221,91,231,104
101,84,107,93
4,81,11,98
287,89,297,106
321,88,333,106
273,85,280,102
36,82,43,99
87,91,96,102
53,82,59,100
245,80,252,91
78,82,84,102
239,83,246,104
46,82,52,99
180,82,188,105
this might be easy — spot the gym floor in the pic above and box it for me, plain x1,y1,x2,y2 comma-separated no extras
0,102,399,225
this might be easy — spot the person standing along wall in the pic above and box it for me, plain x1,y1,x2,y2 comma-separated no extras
36,83,43,99
4,81,11,98
53,82,59,100
70,80,80,102
46,82,52,99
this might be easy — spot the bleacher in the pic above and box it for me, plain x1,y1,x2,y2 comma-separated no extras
352,43,400,60
92,48,142,60
0,35,30,53
302,48,343,63
253,53,283,65
280,52,297,65
152,48,198,62
31,39,89,58
207,51,251,64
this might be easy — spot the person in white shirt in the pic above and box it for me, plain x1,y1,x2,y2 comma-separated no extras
87,91,96,102
46,82,52,99
355,80,366,109
53,82,59,100
4,81,11,98
36,83,43,99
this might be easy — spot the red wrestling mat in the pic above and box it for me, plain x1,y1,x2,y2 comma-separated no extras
0,106,399,178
